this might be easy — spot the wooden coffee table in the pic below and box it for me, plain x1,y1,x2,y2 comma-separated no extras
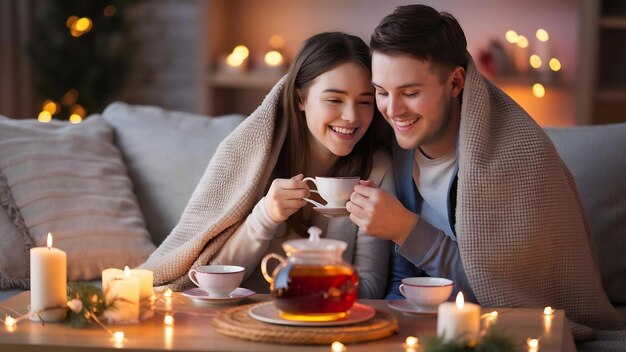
0,291,575,351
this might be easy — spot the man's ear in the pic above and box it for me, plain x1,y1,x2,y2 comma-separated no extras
450,67,465,98
296,89,305,111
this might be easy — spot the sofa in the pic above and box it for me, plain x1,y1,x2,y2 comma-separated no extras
0,102,245,301
1,103,625,319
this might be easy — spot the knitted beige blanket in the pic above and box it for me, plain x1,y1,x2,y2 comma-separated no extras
458,57,623,340
139,77,287,290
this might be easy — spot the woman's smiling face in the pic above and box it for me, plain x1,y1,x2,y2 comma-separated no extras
299,61,375,161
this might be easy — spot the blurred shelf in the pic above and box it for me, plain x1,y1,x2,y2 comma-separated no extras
596,88,626,101
209,70,285,89
601,16,626,29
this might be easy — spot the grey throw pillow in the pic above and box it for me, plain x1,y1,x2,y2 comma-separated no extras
101,102,245,245
0,115,156,282
546,123,626,305
0,173,32,289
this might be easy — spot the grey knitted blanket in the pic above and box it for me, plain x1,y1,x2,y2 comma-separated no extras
457,57,623,341
139,77,287,291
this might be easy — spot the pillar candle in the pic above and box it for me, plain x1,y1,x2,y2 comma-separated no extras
103,267,153,300
437,292,480,342
30,233,67,322
130,269,153,300
103,266,139,323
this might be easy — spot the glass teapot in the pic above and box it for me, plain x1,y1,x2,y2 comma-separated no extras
261,226,358,322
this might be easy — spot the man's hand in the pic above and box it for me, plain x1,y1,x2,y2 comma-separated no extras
264,174,309,222
346,180,417,245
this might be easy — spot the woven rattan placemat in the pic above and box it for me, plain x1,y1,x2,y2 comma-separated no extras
213,302,398,345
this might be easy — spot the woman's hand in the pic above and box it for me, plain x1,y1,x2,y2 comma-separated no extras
264,174,310,222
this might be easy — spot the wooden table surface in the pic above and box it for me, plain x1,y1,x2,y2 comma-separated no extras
0,291,575,351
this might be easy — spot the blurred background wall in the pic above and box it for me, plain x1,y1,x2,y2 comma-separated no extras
1,0,624,126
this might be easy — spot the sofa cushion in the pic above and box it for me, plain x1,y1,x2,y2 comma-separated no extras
545,123,626,305
0,173,32,289
101,102,245,245
0,115,156,282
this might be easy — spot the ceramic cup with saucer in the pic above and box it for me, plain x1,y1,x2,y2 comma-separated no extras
399,277,453,309
302,176,359,209
188,265,244,297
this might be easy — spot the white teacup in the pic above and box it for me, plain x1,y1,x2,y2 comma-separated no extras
399,277,453,308
303,176,359,208
188,265,244,297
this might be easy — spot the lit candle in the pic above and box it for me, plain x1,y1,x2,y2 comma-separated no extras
4,315,16,332
405,336,419,348
103,266,139,323
130,269,153,300
437,292,480,342
112,331,125,348
527,338,540,351
30,233,67,322
331,341,346,352
164,314,174,326
543,306,554,316
102,267,153,300
543,306,554,332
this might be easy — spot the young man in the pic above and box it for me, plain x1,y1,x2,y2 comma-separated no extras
346,4,622,341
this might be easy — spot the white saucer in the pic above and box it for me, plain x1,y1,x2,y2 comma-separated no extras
313,206,350,218
387,300,438,315
182,287,255,304
249,302,375,326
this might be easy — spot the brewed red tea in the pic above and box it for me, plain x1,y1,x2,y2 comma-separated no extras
271,264,358,321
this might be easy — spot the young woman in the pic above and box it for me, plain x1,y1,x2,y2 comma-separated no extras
141,32,394,299
211,32,394,298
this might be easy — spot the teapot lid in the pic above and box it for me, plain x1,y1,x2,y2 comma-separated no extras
282,226,347,253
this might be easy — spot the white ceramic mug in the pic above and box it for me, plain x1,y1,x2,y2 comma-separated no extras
188,265,244,297
399,277,453,308
302,176,359,208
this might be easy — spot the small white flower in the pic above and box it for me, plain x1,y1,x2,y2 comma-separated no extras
67,299,83,313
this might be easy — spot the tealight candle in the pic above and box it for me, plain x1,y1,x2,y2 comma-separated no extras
437,292,480,342
30,233,67,322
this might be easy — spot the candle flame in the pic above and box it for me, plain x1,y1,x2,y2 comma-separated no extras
47,233,53,248
4,315,16,327
527,338,539,348
331,341,346,352
455,292,465,308
543,306,554,316
113,331,125,343
405,336,419,348
124,266,131,277
164,314,174,326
